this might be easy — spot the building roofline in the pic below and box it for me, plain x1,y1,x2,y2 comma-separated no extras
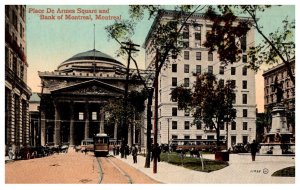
262,59,295,76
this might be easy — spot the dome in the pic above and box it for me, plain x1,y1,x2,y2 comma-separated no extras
57,49,124,70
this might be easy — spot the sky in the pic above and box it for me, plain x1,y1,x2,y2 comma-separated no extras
24,4,295,113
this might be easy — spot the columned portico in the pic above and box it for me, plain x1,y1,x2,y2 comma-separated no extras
69,102,75,146
38,49,144,147
84,103,90,139
99,107,105,134
54,102,61,146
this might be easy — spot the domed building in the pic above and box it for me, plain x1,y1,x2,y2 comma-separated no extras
38,49,144,147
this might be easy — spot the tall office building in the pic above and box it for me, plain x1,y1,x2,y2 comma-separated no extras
144,10,256,147
5,5,32,152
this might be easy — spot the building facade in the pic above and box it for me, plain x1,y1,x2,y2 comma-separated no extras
5,5,32,153
38,49,144,147
263,60,295,110
144,10,256,148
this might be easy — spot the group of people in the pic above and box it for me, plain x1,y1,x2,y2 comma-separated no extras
112,143,162,164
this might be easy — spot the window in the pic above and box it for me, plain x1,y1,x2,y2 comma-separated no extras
172,64,177,72
172,77,177,86
196,135,202,139
92,112,97,120
208,66,213,74
20,23,23,38
5,46,9,64
184,64,189,73
195,32,201,41
172,107,177,116
196,122,201,130
20,65,24,80
194,24,201,31
242,55,247,63
232,93,236,104
243,109,248,117
231,121,236,130
219,79,224,87
219,66,224,75
242,94,247,104
184,121,190,130
231,67,236,75
79,112,84,120
243,122,248,130
184,51,189,60
172,121,177,130
172,135,178,139
241,35,247,52
196,65,201,74
242,67,247,76
242,80,247,89
184,78,190,87
242,136,248,144
231,136,236,145
184,135,190,139
183,31,189,39
231,80,236,88
208,52,213,61
183,41,189,48
13,56,17,73
196,52,201,60
184,110,190,116
207,135,214,140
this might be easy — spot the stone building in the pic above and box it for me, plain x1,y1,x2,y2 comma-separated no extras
38,49,144,147
5,5,32,152
144,10,256,147
263,60,295,110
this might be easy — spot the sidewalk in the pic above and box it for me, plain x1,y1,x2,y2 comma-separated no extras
114,152,295,184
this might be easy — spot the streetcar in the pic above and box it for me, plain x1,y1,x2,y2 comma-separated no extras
94,133,110,157
170,139,226,152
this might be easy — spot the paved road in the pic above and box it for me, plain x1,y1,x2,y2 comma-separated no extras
5,149,159,184
114,153,295,184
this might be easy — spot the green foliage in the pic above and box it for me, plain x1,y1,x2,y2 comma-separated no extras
203,6,250,65
204,5,295,84
160,152,229,172
171,73,236,135
271,166,295,177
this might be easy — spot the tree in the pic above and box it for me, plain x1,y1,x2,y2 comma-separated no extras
171,72,236,148
105,5,207,168
204,5,295,84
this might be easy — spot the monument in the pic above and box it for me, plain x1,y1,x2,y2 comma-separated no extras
260,77,295,155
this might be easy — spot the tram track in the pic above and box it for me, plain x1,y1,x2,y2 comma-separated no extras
96,156,133,184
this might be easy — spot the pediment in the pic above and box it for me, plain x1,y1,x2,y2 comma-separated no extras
51,79,124,96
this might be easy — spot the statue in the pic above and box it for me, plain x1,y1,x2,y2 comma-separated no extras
274,76,283,104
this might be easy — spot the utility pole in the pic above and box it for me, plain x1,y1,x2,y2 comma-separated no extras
121,42,139,148
153,48,160,173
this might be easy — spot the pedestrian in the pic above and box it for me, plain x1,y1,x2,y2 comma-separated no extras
151,143,161,162
116,145,120,155
131,144,138,164
112,144,116,156
250,140,258,161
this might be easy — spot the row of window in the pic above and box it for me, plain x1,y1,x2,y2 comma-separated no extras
183,51,248,63
5,46,25,80
169,120,249,131
170,108,249,118
169,135,250,145
172,64,248,76
171,77,249,90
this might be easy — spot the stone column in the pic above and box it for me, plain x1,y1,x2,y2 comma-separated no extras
69,102,75,146
99,108,105,134
84,103,90,139
40,110,46,146
54,102,61,146
128,123,132,147
114,120,118,139
18,96,23,145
